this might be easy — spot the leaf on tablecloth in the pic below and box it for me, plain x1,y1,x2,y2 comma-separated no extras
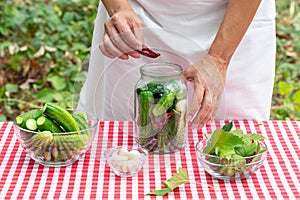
146,167,189,196
147,188,172,196
164,167,189,190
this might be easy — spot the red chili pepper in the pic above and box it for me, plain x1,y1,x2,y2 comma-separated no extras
137,45,160,58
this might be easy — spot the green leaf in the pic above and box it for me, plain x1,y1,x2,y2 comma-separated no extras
147,188,172,196
47,75,66,91
0,114,7,122
292,91,300,105
147,168,190,196
36,88,54,102
164,168,189,190
222,121,233,132
234,140,258,157
278,81,293,95
243,134,265,141
5,83,18,92
203,129,244,157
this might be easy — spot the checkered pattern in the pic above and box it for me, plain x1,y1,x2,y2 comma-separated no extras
0,120,300,199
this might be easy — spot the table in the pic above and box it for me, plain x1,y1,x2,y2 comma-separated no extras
0,120,300,200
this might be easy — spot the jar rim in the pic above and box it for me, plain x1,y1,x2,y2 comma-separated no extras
140,62,183,77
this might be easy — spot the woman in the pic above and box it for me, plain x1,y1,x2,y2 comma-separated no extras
78,0,276,129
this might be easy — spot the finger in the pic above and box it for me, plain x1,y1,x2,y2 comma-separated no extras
102,33,128,59
197,90,213,129
114,22,143,50
127,50,140,58
133,27,144,47
99,38,115,59
188,85,205,122
104,21,136,55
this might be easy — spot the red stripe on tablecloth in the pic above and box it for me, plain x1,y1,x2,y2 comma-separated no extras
263,121,290,199
114,121,124,200
0,123,13,167
53,166,66,199
3,150,27,199
243,120,277,199
188,125,209,199
28,164,45,199
272,121,300,197
90,122,104,199
216,120,242,200
77,150,91,199
40,167,55,199
16,159,35,199
281,121,300,163
0,125,19,194
65,161,79,199
200,122,219,200
180,130,195,199
102,121,115,200
233,121,255,199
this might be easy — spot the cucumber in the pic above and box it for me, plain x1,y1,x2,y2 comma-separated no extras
42,102,79,132
16,109,42,129
72,113,89,130
72,113,92,140
25,119,38,131
37,116,64,133
152,92,175,116
139,91,154,127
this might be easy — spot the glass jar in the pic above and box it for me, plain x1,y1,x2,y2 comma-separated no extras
134,63,187,154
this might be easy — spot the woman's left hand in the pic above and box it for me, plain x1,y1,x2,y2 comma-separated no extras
183,54,228,129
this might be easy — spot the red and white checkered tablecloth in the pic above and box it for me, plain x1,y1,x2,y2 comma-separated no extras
0,120,300,200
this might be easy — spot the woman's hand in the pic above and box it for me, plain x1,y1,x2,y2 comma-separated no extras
183,55,227,129
99,5,144,60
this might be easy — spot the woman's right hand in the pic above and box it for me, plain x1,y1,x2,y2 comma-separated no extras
99,7,144,60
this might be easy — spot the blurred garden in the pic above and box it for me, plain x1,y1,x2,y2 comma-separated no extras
0,0,299,121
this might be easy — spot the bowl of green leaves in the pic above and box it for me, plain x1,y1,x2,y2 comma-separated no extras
195,121,268,181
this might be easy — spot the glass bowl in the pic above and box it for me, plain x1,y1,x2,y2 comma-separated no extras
13,111,99,167
195,139,268,181
104,146,148,177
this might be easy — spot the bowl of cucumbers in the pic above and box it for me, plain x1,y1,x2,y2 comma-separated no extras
196,122,268,181
13,102,99,167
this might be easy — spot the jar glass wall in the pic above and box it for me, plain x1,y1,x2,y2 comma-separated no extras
134,63,187,154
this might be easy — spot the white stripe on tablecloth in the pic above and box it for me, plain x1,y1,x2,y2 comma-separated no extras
57,164,72,199
254,170,273,200
174,148,187,199
0,129,22,198
33,166,50,200
285,122,300,155
184,144,200,200
95,121,109,200
268,122,298,199
259,122,289,199
0,123,11,153
277,122,300,170
142,152,151,197
9,155,31,200
0,123,13,170
45,167,61,200
238,122,263,200
82,125,101,200
21,163,40,199
70,157,84,199
107,122,118,200
3,146,27,199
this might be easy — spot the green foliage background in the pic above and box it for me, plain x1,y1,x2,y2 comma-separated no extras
0,0,299,121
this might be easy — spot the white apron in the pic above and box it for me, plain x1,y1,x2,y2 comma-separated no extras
77,0,276,121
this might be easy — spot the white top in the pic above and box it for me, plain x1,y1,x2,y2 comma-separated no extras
77,0,276,121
